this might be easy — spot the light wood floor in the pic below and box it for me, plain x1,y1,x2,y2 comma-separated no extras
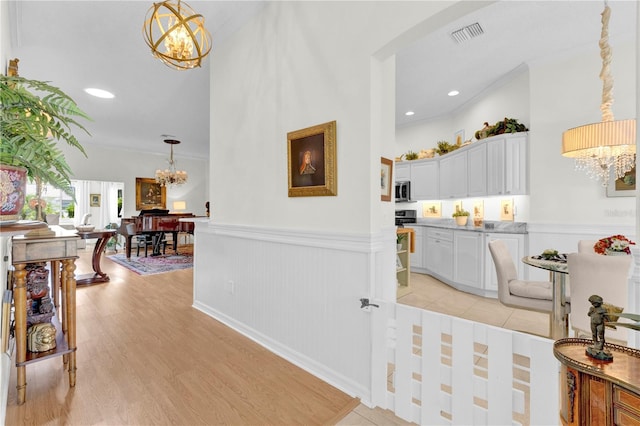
6,248,545,425
6,246,383,425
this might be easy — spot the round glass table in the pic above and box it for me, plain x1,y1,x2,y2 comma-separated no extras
522,255,569,339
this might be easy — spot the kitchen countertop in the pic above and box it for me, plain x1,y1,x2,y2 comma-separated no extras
411,219,527,234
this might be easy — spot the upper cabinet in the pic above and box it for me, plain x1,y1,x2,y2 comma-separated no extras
466,143,487,197
395,162,411,182
398,132,528,201
411,160,439,200
439,150,467,199
487,133,528,196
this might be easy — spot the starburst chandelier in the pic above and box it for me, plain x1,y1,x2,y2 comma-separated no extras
143,0,212,70
561,3,636,186
156,139,187,186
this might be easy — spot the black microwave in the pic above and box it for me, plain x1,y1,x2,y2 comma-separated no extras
395,181,412,202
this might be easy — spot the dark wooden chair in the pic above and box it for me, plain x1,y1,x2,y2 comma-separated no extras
136,234,167,257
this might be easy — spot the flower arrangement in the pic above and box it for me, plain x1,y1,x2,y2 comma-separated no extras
594,235,635,255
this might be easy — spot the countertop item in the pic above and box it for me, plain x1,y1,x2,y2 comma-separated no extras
414,219,527,234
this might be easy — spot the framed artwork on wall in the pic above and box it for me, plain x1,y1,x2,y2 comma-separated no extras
381,157,393,202
135,177,166,210
287,121,337,197
607,166,636,197
90,194,101,207
423,202,441,218
500,199,514,221
89,194,100,207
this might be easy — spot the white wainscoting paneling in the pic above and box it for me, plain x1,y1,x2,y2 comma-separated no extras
192,223,395,401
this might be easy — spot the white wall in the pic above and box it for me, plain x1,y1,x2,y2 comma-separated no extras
529,40,636,225
396,68,530,156
200,0,494,404
0,1,11,74
59,142,209,219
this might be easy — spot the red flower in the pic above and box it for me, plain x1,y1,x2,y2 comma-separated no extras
594,235,635,255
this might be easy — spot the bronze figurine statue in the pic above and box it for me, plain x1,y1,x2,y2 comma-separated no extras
586,294,613,361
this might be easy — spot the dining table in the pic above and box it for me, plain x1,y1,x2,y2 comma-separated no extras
521,254,569,340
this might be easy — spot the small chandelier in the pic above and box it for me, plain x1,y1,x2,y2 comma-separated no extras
561,3,636,186
156,139,188,186
143,0,212,70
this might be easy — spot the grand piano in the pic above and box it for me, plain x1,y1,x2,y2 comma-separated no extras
120,209,195,258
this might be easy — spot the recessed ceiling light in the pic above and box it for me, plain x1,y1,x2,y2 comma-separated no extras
84,88,115,99
405,111,415,116
448,90,459,97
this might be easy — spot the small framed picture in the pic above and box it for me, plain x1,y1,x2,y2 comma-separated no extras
454,129,465,146
90,194,101,207
423,202,441,218
453,200,463,215
500,199,514,221
607,166,635,197
381,157,393,202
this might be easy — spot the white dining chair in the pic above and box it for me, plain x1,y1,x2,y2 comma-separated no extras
578,240,596,254
567,252,631,343
488,239,556,314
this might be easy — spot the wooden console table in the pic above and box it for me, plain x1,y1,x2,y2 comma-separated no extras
554,338,640,425
10,226,79,405
75,229,116,285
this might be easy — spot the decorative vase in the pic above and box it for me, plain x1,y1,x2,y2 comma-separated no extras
455,216,468,226
0,164,27,222
605,249,628,256
473,218,483,228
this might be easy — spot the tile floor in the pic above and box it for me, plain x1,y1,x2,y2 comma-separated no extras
397,272,551,337
336,272,551,425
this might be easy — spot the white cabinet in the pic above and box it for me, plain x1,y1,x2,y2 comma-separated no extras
439,150,467,199
411,160,439,200
466,143,487,197
504,134,528,195
453,230,484,290
395,162,410,182
409,226,424,269
484,232,526,292
486,133,528,195
425,228,453,281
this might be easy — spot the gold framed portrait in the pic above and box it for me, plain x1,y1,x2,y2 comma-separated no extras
287,121,337,197
135,177,166,210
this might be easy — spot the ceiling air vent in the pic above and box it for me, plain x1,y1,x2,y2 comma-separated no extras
450,22,484,44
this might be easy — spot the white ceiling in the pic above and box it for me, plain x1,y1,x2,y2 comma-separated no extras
396,0,637,127
8,1,637,159
9,0,266,160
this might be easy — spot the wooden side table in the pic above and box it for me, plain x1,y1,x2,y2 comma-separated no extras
554,338,640,425
11,226,79,405
75,229,116,285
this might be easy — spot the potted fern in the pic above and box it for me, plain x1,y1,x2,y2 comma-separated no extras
0,74,90,222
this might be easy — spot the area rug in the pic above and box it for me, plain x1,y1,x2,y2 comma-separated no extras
107,253,193,276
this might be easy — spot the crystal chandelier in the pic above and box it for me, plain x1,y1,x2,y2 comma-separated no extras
156,139,187,186
143,0,212,70
561,4,636,186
